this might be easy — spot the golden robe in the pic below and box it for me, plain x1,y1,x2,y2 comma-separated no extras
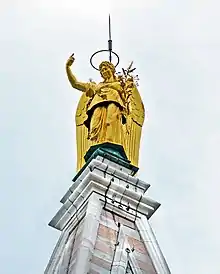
85,81,126,147
75,78,145,171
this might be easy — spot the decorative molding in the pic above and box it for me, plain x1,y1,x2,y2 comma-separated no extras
49,158,160,231
136,216,171,274
61,157,149,205
44,230,69,274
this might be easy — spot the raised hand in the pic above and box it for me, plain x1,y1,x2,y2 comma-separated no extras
66,53,75,67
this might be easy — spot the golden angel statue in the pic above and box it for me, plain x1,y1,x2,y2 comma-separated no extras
66,54,145,170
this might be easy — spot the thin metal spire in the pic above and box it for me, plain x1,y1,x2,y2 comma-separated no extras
108,14,112,62
90,14,120,70
109,14,112,40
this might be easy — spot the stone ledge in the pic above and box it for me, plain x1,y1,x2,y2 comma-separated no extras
61,157,150,204
49,170,160,231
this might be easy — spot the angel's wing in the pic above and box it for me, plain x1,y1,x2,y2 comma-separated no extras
75,92,90,170
124,85,145,167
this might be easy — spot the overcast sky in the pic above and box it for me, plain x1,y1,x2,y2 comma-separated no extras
0,1,220,273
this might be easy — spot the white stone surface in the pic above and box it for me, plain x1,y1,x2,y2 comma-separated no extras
136,216,171,274
72,193,102,274
45,155,170,274
49,157,160,231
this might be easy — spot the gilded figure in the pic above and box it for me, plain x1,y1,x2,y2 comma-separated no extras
66,54,145,170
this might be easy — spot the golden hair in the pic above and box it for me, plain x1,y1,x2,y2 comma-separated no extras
99,61,116,74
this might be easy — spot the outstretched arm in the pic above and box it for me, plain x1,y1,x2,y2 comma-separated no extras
66,54,88,92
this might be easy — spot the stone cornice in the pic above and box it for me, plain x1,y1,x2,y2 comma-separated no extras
49,157,160,231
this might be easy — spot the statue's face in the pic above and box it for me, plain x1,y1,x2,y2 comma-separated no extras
100,65,113,80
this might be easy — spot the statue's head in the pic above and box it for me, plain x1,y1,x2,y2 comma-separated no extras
99,61,116,80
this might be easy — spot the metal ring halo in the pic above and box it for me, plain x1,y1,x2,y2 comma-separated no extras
90,49,120,71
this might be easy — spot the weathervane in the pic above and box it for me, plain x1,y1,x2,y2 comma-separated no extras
90,15,120,70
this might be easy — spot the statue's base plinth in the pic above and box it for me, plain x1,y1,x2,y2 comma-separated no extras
73,142,138,182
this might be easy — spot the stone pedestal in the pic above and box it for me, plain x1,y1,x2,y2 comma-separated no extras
44,150,170,274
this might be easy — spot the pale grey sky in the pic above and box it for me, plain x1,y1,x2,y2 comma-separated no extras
0,1,220,273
